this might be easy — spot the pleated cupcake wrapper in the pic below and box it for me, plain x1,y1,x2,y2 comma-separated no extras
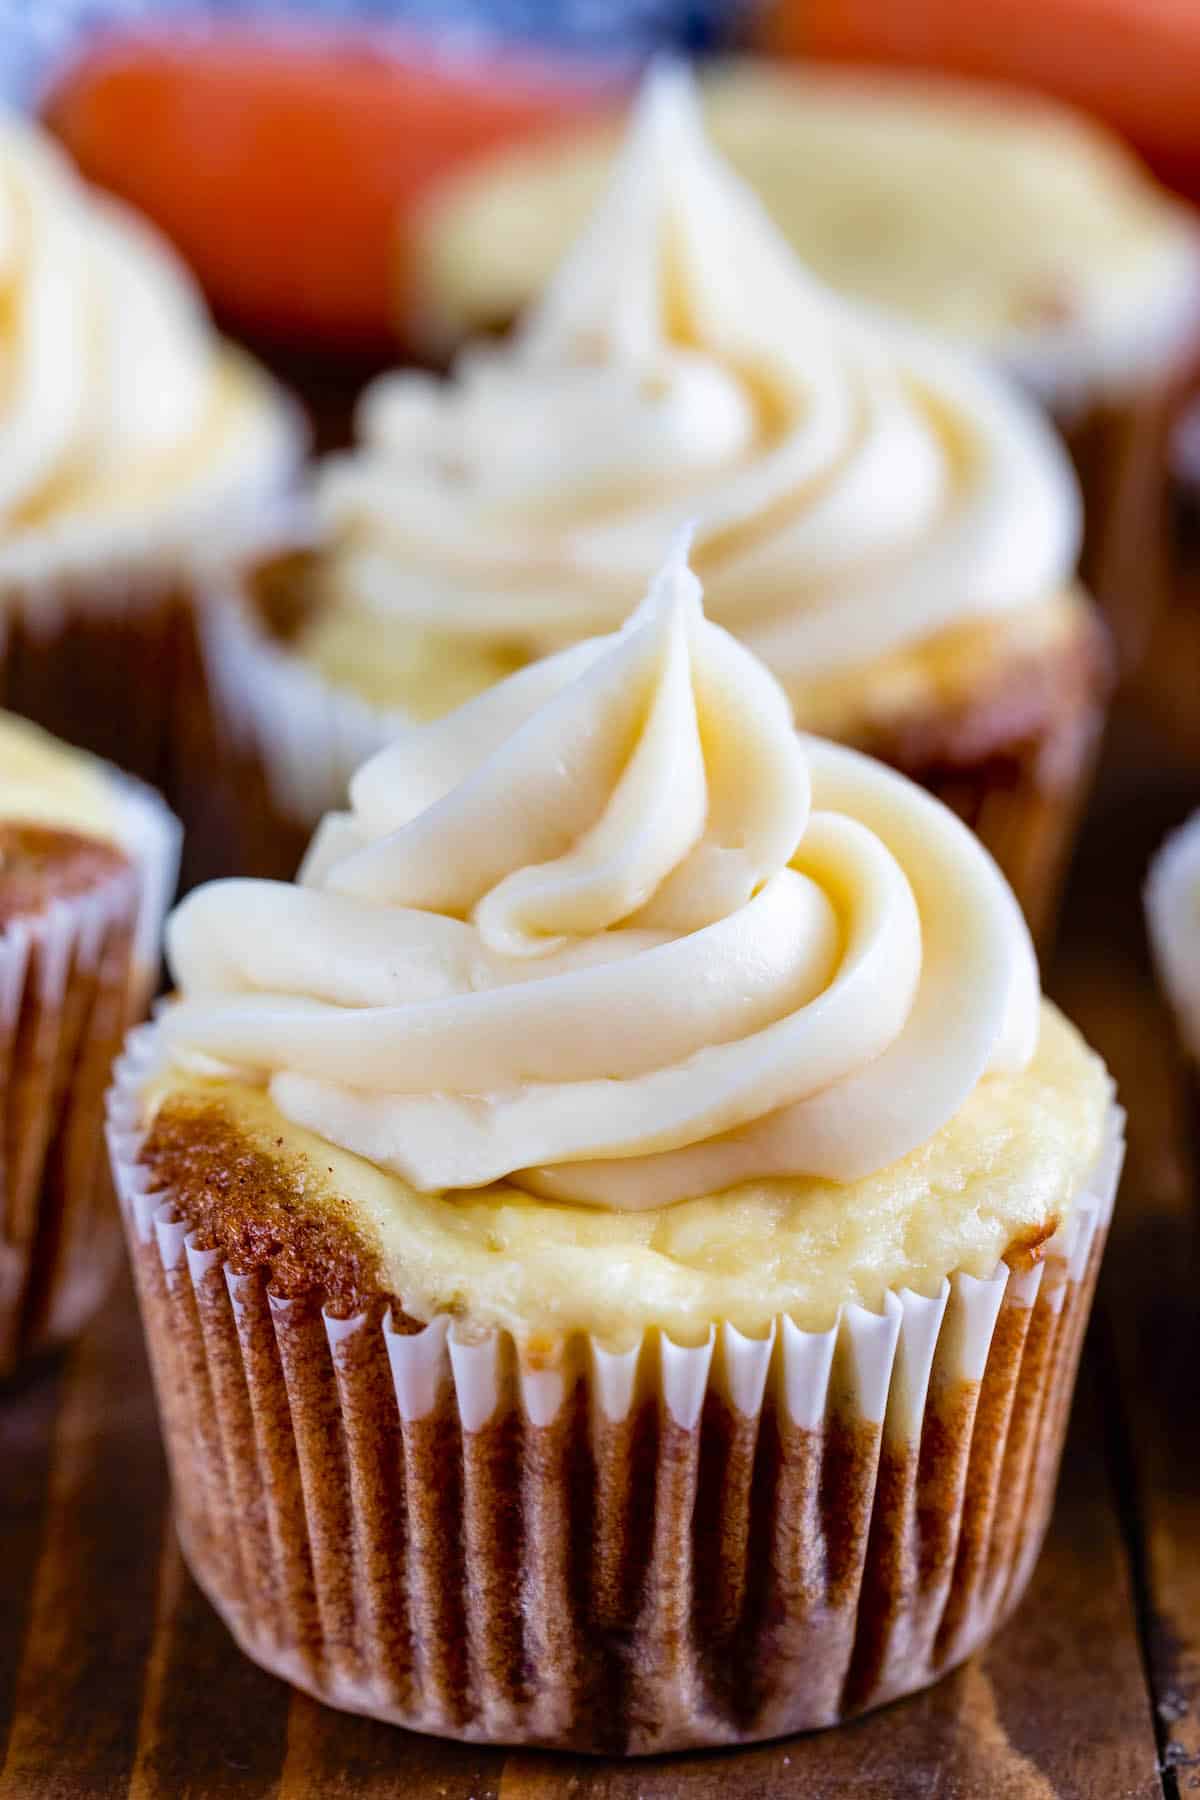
0,564,208,796
105,1023,1122,1752
1,782,178,1374
200,579,410,877
0,416,307,811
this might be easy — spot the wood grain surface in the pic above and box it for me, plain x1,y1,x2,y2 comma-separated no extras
3,521,1200,1796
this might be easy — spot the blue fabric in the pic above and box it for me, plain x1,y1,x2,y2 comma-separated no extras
0,0,754,104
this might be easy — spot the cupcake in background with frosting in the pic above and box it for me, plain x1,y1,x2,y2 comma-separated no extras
0,111,304,827
211,65,1108,943
109,531,1120,1749
1146,812,1200,1091
1,710,179,1376
416,59,1200,671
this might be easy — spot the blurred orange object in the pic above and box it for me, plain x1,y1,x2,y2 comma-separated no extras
44,28,609,351
764,0,1200,196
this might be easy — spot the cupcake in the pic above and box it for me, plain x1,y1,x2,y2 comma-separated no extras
0,111,304,818
209,67,1108,942
1146,811,1200,1073
1,709,179,1376
109,535,1120,1751
415,60,1200,672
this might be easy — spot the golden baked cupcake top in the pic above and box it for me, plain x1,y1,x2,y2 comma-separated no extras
0,112,299,584
147,536,1111,1341
417,60,1200,408
1,707,120,841
316,66,1082,731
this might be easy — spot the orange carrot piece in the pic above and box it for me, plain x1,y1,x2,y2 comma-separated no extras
44,28,609,349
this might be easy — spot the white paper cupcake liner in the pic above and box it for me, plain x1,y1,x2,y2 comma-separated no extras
110,771,184,1004
106,1022,1122,1752
0,779,178,1373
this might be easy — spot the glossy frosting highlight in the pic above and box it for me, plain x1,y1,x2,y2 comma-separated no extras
163,535,1040,1210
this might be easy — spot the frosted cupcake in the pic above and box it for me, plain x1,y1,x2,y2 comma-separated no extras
212,68,1106,939
0,111,303,806
1,711,178,1375
1146,812,1200,1075
416,61,1200,670
110,536,1120,1750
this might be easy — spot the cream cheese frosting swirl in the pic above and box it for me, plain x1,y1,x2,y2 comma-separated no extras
417,63,1200,410
320,64,1080,689
163,534,1039,1211
0,114,299,582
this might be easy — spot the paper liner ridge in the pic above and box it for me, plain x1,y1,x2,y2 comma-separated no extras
105,1023,1121,1752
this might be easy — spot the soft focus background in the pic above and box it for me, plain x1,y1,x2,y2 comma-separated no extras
11,0,1200,377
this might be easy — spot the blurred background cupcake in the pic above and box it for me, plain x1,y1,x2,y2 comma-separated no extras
21,2,1200,677
18,2,1196,798
1,710,178,1376
415,63,1200,678
207,68,1108,947
0,107,303,878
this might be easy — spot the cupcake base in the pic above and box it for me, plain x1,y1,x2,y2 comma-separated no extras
0,568,242,892
1066,378,1194,679
201,561,387,881
0,782,179,1378
1,858,138,1376
1,569,192,789
107,1029,1122,1753
919,689,1106,952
